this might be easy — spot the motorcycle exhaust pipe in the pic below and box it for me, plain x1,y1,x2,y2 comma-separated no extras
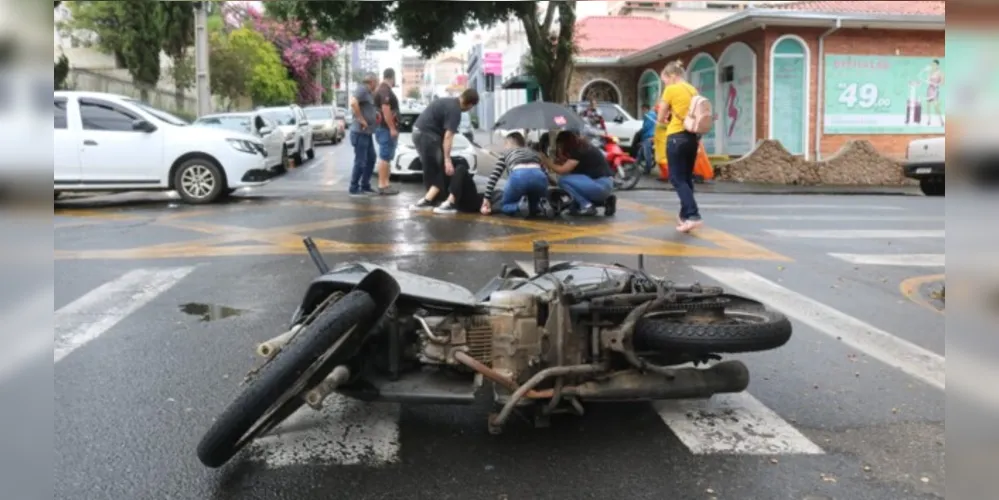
564,360,750,401
304,365,350,409
256,324,302,358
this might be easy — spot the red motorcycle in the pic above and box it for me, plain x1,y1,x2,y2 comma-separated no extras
588,131,642,191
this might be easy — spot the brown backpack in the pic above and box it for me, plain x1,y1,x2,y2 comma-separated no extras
684,94,713,135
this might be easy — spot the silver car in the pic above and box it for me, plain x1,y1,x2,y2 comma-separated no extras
304,106,344,145
193,112,287,172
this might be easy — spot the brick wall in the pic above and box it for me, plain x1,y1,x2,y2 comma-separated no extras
568,66,638,112
636,26,944,159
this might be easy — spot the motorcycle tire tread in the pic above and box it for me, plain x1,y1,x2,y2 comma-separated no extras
196,290,377,468
633,309,792,353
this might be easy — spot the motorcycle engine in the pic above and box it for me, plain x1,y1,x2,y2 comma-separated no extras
418,290,550,383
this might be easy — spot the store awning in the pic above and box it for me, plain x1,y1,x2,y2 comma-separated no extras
501,74,538,90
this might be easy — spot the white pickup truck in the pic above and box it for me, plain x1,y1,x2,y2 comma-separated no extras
903,136,944,196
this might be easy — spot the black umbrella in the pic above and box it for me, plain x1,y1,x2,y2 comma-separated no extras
493,101,588,131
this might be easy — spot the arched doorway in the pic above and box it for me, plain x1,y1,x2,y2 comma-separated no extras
769,35,810,157
687,53,718,154
717,41,757,156
637,69,661,116
579,79,621,104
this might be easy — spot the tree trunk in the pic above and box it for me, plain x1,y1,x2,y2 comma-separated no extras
175,90,185,113
518,1,576,103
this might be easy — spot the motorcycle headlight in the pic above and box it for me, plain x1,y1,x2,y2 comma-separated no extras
227,138,259,154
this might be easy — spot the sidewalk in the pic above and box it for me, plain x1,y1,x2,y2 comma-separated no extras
471,130,921,197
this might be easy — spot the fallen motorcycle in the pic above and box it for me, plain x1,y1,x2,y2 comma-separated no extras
196,239,793,468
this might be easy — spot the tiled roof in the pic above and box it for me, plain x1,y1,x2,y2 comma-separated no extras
575,16,690,57
756,1,944,15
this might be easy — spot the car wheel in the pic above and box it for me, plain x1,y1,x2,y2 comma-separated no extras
278,146,289,173
306,144,315,160
920,177,945,196
174,158,225,204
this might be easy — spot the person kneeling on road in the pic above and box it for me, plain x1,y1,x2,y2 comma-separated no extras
538,131,616,216
478,132,553,218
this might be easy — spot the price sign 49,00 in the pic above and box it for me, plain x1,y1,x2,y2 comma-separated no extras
837,83,892,109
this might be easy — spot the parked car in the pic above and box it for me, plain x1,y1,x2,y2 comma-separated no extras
193,112,288,172
459,111,474,143
570,101,644,154
54,91,270,204
258,104,315,165
334,108,348,137
338,106,352,128
304,105,343,145
903,136,944,196
392,108,477,180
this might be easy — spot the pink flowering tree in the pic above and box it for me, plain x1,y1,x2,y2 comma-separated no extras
221,2,338,104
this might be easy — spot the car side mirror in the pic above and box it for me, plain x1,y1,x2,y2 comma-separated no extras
132,119,156,132
258,126,273,136
613,115,625,123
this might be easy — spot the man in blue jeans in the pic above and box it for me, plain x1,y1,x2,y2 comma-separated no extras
371,68,400,195
476,132,552,218
348,73,378,196
637,104,656,173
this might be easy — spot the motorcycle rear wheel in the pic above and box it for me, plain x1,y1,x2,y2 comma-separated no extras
633,309,792,354
196,290,376,468
616,162,642,191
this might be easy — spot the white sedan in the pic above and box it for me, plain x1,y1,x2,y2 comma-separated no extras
193,112,288,171
391,111,478,179
54,90,270,204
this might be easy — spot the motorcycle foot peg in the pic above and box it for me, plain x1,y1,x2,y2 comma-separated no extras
304,365,350,410
257,325,302,358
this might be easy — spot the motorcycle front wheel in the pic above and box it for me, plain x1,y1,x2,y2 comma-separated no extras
196,290,377,468
633,309,792,354
615,161,642,191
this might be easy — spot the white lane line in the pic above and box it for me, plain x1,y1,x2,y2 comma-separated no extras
514,260,821,455
54,267,195,363
251,395,400,467
1,287,54,382
654,393,824,455
765,229,944,239
829,253,945,267
720,215,942,221
692,266,945,390
633,203,905,211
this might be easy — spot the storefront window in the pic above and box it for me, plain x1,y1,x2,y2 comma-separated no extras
638,70,661,115
687,54,718,153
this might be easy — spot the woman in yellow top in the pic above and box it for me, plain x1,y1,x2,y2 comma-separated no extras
658,60,702,233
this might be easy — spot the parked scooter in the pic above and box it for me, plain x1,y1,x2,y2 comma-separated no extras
583,125,642,191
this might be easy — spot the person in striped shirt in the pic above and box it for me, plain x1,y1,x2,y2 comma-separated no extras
479,132,553,218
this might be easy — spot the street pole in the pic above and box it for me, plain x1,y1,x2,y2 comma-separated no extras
194,2,211,116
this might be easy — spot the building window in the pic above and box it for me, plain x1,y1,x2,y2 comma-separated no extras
769,36,809,157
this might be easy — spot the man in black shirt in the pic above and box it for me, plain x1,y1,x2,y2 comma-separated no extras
539,131,616,216
372,68,400,195
409,88,480,211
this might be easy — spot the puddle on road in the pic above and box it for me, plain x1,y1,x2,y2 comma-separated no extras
179,303,247,322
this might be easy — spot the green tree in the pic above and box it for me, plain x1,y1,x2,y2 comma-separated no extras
160,1,196,110
62,1,129,65
266,0,577,102
210,27,297,109
406,87,421,100
55,54,70,90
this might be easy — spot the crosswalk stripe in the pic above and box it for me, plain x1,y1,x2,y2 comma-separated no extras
512,260,821,455
54,267,195,363
829,253,945,267
654,393,823,455
251,395,401,467
720,215,942,221
692,266,945,390
765,229,944,239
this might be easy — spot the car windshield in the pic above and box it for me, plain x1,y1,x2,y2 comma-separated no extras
123,98,189,126
261,108,295,125
304,107,332,121
398,113,419,134
194,115,252,133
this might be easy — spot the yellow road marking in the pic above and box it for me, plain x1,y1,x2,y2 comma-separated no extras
900,274,945,315
54,197,789,261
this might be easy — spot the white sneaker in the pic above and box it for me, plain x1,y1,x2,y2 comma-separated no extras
432,201,457,214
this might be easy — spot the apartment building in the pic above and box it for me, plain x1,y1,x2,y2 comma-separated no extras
607,0,798,29
401,55,426,96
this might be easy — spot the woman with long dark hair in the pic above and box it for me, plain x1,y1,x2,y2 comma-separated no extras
537,131,616,216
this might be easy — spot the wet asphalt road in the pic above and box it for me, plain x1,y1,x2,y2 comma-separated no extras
54,142,946,500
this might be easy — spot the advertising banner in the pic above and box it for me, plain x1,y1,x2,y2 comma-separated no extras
824,55,945,134
483,52,503,76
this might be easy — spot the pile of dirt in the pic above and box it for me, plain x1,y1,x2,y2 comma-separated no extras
714,140,912,186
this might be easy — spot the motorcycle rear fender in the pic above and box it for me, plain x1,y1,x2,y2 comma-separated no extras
290,262,478,325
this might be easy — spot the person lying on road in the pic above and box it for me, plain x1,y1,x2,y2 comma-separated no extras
431,158,502,214
480,132,553,218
